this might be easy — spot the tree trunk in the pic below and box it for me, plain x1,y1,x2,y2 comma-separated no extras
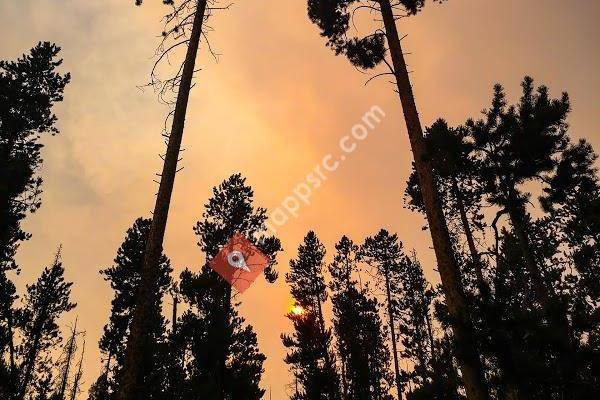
451,178,489,297
383,266,403,400
17,331,41,400
17,304,49,400
116,1,208,399
424,308,435,363
340,357,348,398
313,283,339,399
378,2,490,399
169,294,180,400
59,319,78,399
217,283,232,398
69,339,85,400
5,299,16,396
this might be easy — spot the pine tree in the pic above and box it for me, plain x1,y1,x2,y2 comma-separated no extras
15,250,76,400
466,77,578,394
96,218,172,399
176,174,281,400
282,231,341,400
489,226,568,398
306,3,489,397
541,139,600,305
87,373,110,400
360,229,406,399
0,44,70,397
404,121,525,397
396,255,461,400
540,139,600,395
329,236,392,400
0,42,70,268
0,266,17,397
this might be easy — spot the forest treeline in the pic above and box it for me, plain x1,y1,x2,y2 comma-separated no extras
1,0,599,400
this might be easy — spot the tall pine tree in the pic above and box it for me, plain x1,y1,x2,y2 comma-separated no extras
360,229,406,400
329,236,392,400
466,77,578,395
306,3,489,397
0,43,70,397
175,173,281,400
282,231,341,400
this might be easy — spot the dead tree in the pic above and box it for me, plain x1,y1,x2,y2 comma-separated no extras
58,319,78,399
117,1,230,399
69,339,85,400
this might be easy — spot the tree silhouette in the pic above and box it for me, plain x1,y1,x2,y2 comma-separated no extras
93,218,172,399
360,229,406,399
0,42,71,400
117,1,215,396
306,2,489,398
540,139,600,396
541,139,600,305
329,236,392,400
282,231,341,400
175,174,281,399
466,77,578,393
15,250,76,400
0,42,70,269
405,120,488,296
396,255,461,399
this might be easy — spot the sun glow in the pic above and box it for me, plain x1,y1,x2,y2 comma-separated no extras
289,303,305,316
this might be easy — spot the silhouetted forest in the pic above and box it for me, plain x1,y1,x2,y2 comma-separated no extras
1,0,599,399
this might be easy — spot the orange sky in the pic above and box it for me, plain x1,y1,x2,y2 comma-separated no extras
2,0,599,398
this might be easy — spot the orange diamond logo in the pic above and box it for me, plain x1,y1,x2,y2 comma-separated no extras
209,232,270,293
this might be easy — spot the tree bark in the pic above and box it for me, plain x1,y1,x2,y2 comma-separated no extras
116,1,208,399
378,2,490,399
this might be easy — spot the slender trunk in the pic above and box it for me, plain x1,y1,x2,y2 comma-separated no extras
383,266,403,400
170,295,179,400
69,339,85,400
17,334,41,400
59,319,78,399
314,289,338,399
507,203,552,310
171,295,178,337
0,193,13,265
378,2,489,399
116,1,208,399
316,293,326,335
217,283,232,399
104,349,112,380
6,302,16,395
451,177,525,396
17,306,47,400
424,309,435,363
340,357,348,398
451,178,489,296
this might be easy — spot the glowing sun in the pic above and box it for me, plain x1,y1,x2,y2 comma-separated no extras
289,303,305,316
